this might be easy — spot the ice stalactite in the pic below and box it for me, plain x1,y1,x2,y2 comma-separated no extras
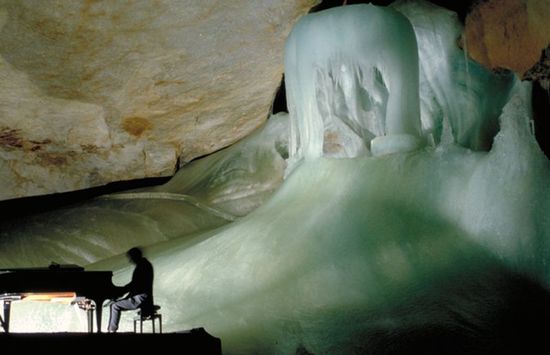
393,0,516,151
284,4,424,165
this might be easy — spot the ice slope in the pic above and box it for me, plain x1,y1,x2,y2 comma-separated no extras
9,87,549,353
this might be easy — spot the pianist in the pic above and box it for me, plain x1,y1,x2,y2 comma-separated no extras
107,247,154,333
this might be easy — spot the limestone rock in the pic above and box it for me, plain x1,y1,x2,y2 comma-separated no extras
0,0,317,200
464,0,550,77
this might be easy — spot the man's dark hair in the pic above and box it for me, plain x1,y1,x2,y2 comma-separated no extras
127,247,143,261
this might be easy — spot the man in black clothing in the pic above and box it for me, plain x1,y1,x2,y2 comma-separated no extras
107,247,154,333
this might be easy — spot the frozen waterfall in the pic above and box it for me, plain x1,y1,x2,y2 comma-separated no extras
285,4,424,163
1,1,549,354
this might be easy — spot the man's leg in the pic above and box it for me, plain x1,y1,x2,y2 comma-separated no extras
107,295,146,332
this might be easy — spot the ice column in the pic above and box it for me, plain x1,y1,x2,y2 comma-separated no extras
284,4,424,163
393,0,515,151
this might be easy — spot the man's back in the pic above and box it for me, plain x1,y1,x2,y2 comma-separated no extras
129,257,154,298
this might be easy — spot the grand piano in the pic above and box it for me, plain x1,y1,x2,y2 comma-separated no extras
0,264,123,333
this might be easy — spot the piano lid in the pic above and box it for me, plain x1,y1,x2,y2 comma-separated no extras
0,263,85,273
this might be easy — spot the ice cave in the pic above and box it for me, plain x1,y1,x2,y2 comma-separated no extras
1,0,549,354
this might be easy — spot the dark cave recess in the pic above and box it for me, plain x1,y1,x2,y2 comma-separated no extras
0,176,170,221
311,0,478,22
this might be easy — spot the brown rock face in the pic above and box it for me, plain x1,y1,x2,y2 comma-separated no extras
0,0,317,200
464,0,550,77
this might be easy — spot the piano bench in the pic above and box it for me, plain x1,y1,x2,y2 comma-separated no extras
133,305,162,334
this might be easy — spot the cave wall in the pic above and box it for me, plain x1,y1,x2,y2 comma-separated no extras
0,0,317,200
464,0,550,78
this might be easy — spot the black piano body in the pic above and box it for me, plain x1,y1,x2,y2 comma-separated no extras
0,265,123,333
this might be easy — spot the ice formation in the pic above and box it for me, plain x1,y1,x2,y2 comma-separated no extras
394,1,516,151
285,3,424,163
1,1,549,354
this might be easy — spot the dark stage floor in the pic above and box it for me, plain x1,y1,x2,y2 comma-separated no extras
0,328,222,354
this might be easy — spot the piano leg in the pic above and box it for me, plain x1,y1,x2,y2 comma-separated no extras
2,300,11,333
87,307,94,333
94,298,105,333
